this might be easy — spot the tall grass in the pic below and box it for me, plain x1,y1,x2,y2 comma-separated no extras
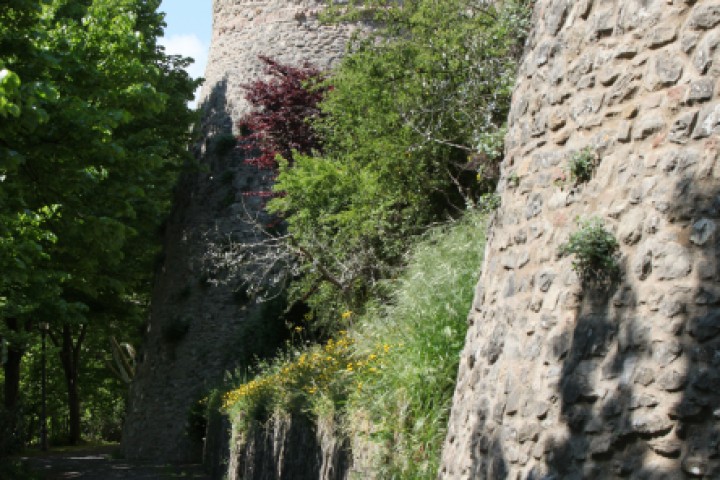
223,210,486,478
345,211,486,478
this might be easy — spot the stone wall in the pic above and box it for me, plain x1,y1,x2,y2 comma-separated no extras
226,415,350,480
122,0,354,462
441,1,720,478
198,0,356,135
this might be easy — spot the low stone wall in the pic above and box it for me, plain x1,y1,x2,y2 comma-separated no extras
442,1,720,478
227,414,350,480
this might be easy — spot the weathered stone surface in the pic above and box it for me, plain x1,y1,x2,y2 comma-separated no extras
689,312,720,341
633,115,666,140
652,241,692,280
691,218,716,246
571,93,605,128
687,2,720,30
518,423,540,443
619,209,645,245
669,397,703,419
657,369,687,392
631,412,673,436
682,455,708,477
692,102,720,138
668,111,698,144
634,368,656,387
645,53,684,91
648,25,677,49
652,341,682,367
633,247,653,281
545,0,569,35
658,149,700,173
592,9,616,38
693,32,720,73
649,438,682,457
441,1,720,478
686,79,714,104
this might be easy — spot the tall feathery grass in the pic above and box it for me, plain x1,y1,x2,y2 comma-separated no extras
345,210,486,478
222,210,486,478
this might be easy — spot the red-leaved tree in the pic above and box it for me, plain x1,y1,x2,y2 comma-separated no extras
239,56,328,169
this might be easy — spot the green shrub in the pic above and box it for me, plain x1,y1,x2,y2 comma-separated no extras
567,147,598,185
268,0,531,328
559,217,620,285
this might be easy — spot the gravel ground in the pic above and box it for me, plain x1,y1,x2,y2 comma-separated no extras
22,446,210,480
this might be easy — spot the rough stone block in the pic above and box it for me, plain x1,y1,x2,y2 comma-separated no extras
645,53,684,91
592,9,616,38
689,312,720,342
629,393,659,410
691,218,716,245
693,31,720,73
649,438,683,457
669,110,698,144
652,241,692,280
518,423,540,443
599,68,620,86
687,2,720,30
648,25,677,49
633,115,666,140
634,367,656,387
651,340,682,367
657,368,687,391
571,93,605,128
545,0,569,35
686,78,715,104
607,73,639,106
630,412,673,436
692,101,720,138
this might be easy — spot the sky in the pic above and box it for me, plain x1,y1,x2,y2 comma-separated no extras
158,1,212,105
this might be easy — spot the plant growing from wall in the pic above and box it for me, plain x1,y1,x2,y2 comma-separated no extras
559,217,620,285
567,147,598,185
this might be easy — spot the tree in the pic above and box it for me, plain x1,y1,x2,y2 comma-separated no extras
238,56,327,169
0,0,199,446
267,0,531,327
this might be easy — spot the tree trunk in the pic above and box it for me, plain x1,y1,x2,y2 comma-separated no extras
56,324,86,445
3,318,23,411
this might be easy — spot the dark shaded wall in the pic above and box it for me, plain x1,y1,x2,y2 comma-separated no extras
122,0,354,462
442,1,720,478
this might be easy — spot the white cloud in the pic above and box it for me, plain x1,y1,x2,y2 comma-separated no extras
160,34,209,107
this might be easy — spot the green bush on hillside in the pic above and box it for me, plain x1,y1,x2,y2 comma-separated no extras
268,0,531,329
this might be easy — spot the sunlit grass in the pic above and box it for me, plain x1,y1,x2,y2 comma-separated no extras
223,210,486,478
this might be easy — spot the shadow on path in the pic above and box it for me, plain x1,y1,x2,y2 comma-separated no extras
23,446,209,480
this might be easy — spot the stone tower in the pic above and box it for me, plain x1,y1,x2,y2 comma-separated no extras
122,0,353,462
441,1,720,478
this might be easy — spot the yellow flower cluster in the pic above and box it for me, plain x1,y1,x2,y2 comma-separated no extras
222,331,395,412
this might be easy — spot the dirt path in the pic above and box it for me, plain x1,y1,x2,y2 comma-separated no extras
22,446,210,480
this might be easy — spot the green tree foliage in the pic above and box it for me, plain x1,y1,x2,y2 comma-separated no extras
0,0,199,448
268,0,530,327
